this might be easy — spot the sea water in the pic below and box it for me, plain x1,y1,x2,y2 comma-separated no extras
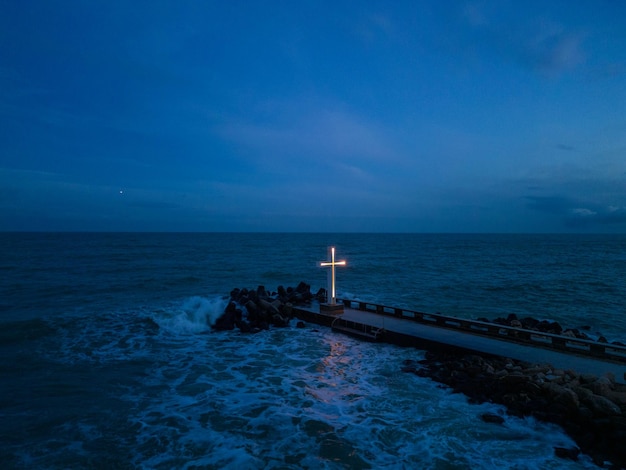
2,232,625,469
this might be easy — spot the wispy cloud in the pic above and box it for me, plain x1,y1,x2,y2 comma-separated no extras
525,195,626,228
462,4,586,76
215,105,402,167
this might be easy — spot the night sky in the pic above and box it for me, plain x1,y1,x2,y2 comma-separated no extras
1,1,625,232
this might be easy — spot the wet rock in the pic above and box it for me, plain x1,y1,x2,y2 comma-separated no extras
222,282,317,332
579,374,597,384
271,313,288,327
606,390,626,407
584,394,621,417
481,413,504,424
213,301,238,330
542,382,579,410
256,285,269,299
554,446,580,461
404,349,626,468
244,300,258,321
591,376,614,396
277,285,287,298
259,298,280,316
520,316,539,329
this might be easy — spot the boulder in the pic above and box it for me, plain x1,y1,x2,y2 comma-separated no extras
520,316,539,329
584,394,622,416
259,298,280,316
271,313,288,327
591,376,614,396
282,302,293,318
213,301,238,330
554,447,580,461
481,413,504,425
606,391,626,408
244,300,259,321
256,285,269,299
542,382,580,410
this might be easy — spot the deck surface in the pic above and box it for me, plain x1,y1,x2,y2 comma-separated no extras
297,306,626,383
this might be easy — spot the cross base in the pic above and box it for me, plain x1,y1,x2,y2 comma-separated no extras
320,303,344,314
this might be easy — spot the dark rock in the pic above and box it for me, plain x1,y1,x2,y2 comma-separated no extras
256,285,268,299
533,320,563,334
506,313,518,322
213,301,238,330
237,320,252,333
520,316,539,329
296,321,305,328
584,394,622,416
554,446,580,461
282,302,293,318
481,413,504,424
271,313,288,327
244,300,258,321
591,376,614,396
549,321,563,334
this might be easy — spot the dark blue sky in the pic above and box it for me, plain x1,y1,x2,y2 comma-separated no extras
1,1,625,232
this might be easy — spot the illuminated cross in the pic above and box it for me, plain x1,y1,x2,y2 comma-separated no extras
319,246,346,305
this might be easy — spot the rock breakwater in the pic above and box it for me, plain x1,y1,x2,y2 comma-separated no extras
480,312,626,347
403,351,626,468
214,284,626,467
213,282,324,332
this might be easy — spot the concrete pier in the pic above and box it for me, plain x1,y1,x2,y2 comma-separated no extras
293,302,626,383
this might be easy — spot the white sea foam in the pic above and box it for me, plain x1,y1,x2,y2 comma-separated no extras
154,295,228,333
121,322,597,469
28,301,598,469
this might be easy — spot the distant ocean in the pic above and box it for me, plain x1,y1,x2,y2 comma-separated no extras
2,232,625,469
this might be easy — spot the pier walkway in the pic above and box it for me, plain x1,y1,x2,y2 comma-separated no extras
293,300,626,383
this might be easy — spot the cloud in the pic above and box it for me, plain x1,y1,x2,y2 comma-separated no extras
527,23,585,73
216,105,402,167
570,207,596,217
525,196,626,229
355,13,395,44
462,4,586,75
556,143,575,151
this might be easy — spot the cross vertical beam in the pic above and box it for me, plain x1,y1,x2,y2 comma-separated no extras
319,246,346,305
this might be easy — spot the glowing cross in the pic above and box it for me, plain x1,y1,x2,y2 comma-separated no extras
319,246,346,305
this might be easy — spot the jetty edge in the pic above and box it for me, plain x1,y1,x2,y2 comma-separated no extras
214,282,626,468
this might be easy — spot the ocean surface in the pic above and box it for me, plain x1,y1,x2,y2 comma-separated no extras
1,232,625,469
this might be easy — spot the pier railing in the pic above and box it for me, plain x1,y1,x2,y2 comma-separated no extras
339,299,626,363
